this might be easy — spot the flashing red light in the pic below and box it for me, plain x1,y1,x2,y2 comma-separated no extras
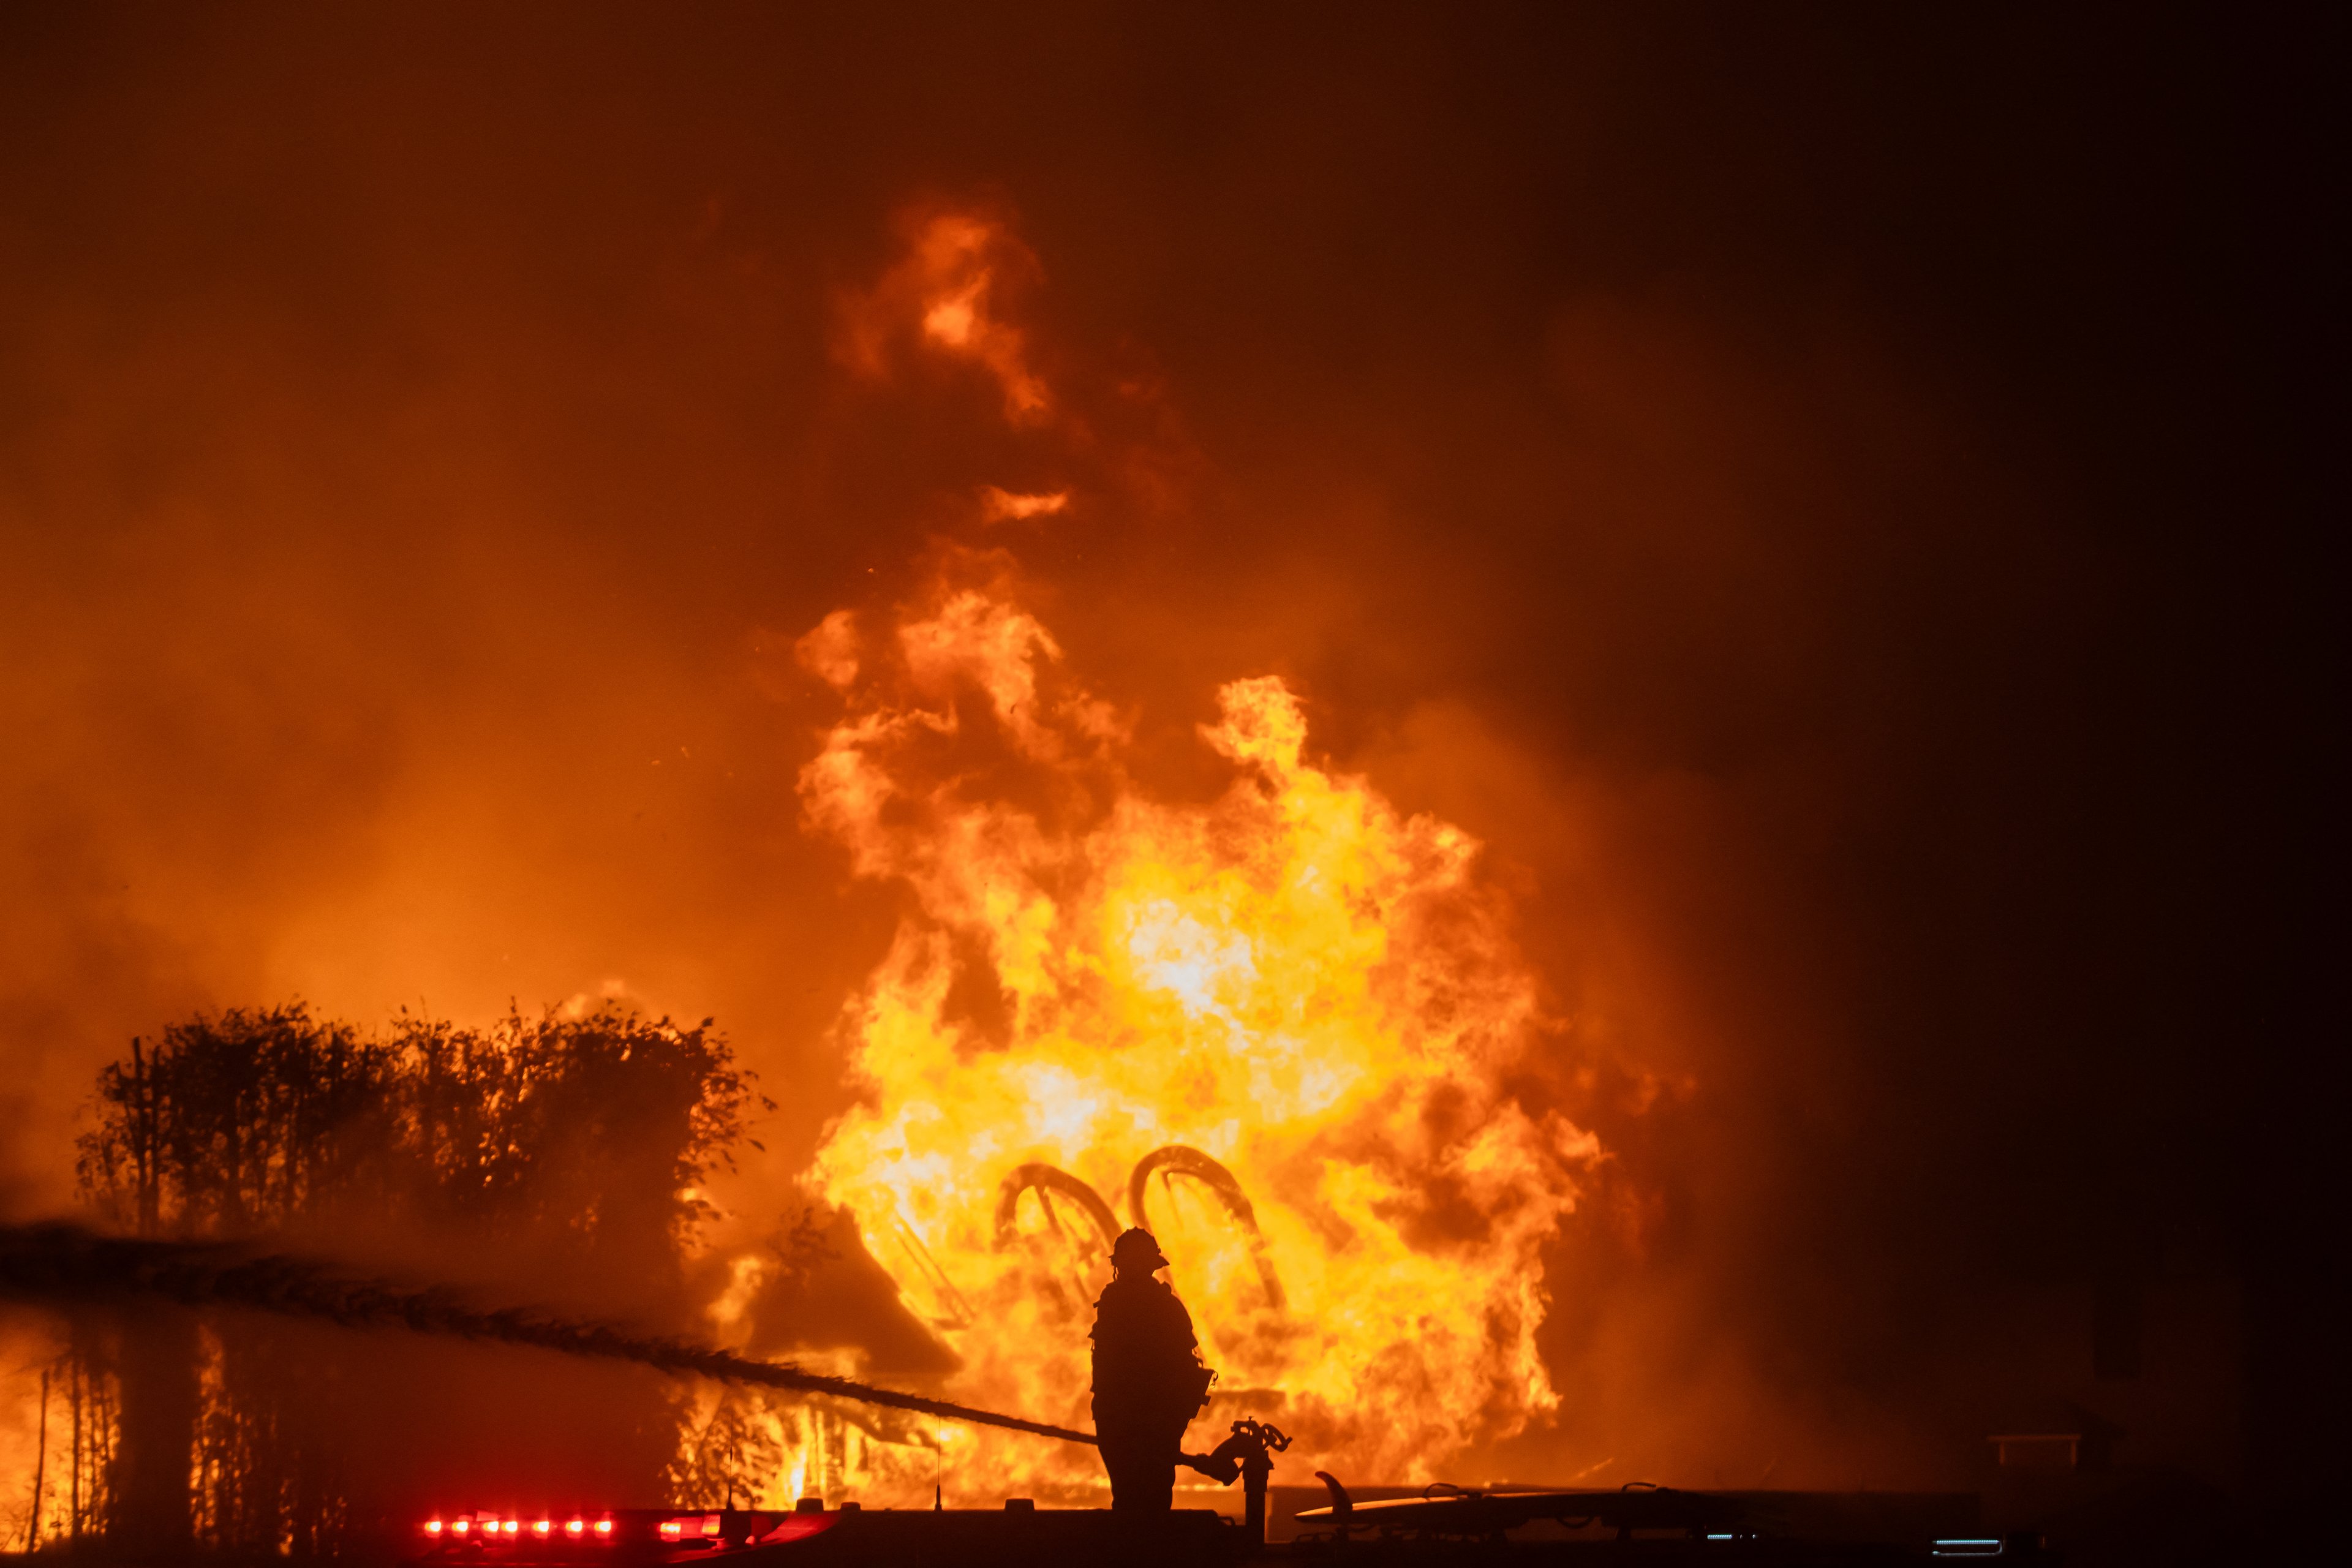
532,1520,551,1539
502,1518,521,1537
594,1517,614,1540
424,1518,445,1537
565,1518,586,1539
658,1520,684,1541
451,1518,472,1537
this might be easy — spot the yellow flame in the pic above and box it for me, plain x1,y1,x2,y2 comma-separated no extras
798,579,1596,1499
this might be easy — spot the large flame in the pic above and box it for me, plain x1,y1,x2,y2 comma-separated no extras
796,571,1599,1500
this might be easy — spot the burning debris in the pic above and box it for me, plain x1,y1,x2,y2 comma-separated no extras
990,1147,1284,1314
797,574,1604,1498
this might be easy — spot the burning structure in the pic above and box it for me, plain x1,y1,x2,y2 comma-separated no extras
796,575,1600,1499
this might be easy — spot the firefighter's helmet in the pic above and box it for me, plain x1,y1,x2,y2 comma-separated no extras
1110,1226,1169,1271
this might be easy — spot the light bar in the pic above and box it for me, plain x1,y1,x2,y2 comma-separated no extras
1931,1542,2005,1559
532,1519,552,1539
594,1516,614,1539
451,1517,472,1538
424,1518,445,1537
565,1517,586,1539
658,1520,684,1541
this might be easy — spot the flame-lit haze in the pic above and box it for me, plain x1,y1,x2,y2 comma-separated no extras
1,2,2323,1531
836,210,1052,426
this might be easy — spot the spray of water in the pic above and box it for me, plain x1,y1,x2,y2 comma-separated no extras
0,1221,1095,1447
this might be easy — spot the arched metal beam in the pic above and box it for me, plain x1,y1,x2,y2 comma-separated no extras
1127,1145,1286,1311
990,1163,1121,1254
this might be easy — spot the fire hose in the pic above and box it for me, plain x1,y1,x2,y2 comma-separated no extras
0,1220,1096,1446
4,1220,1298,1542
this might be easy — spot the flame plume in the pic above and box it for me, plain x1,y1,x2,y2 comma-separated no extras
799,576,1600,1498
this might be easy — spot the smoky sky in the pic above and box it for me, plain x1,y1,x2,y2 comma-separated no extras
1,3,2334,1496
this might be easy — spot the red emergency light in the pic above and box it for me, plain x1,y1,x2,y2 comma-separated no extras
655,1515,726,1541
414,1507,636,1550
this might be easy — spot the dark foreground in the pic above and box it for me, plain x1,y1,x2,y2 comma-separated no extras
392,1499,2034,1568
7,1486,2279,1566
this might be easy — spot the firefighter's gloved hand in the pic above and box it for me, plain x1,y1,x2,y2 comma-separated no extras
1180,1450,1240,1485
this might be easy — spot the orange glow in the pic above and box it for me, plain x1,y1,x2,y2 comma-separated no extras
798,575,1600,1494
658,1520,684,1541
532,1518,551,1538
424,1518,444,1536
979,486,1070,522
594,1517,614,1539
565,1517,586,1539
835,210,1052,423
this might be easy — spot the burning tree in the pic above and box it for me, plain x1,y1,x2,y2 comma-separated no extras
47,1000,760,1559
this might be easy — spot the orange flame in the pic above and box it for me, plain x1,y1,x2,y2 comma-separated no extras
796,571,1600,1499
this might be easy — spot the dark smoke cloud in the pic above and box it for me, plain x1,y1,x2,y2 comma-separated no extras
0,0,2329,1507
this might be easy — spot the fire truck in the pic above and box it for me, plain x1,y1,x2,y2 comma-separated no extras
409,1499,1239,1566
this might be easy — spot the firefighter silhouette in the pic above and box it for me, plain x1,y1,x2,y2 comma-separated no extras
1090,1227,1213,1510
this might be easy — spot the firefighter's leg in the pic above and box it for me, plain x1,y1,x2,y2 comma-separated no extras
1096,1427,1178,1510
